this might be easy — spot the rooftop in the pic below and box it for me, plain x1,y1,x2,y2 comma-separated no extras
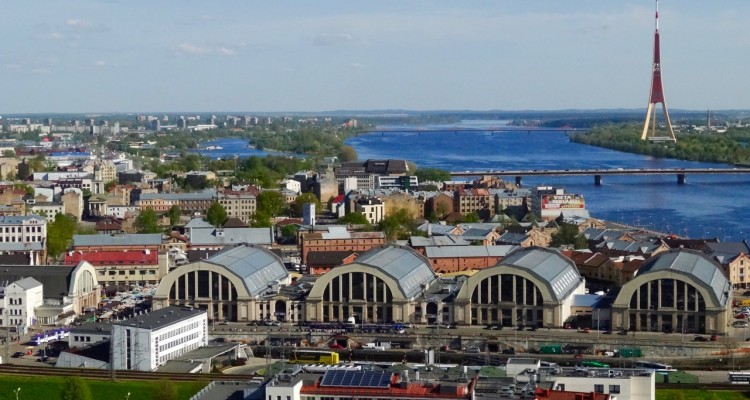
115,306,206,331
72,233,163,248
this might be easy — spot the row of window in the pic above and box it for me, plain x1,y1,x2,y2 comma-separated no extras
99,270,157,276
0,226,43,233
0,236,43,243
156,321,201,342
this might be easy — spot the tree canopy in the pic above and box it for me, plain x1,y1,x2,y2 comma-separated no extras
292,192,321,217
206,201,228,227
135,208,161,233
48,213,77,259
60,376,92,400
338,212,370,225
167,204,182,226
551,222,589,249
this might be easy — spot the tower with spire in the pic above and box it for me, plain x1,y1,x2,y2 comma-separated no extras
641,0,677,142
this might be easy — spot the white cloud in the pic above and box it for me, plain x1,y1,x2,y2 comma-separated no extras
2,64,20,70
32,68,50,74
349,62,364,68
176,43,209,55
312,33,353,46
95,60,106,67
65,18,109,33
217,47,235,56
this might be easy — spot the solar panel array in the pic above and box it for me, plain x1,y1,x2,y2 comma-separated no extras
320,370,392,388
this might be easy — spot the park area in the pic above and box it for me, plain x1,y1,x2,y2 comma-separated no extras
0,375,206,400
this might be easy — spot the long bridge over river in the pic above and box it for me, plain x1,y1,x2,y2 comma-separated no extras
450,167,750,185
359,127,589,135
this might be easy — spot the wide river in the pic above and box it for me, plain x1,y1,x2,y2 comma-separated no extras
345,120,750,242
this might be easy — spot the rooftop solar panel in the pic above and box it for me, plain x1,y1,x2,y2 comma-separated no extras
320,370,392,388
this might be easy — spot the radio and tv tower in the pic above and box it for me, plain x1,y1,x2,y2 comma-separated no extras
641,0,677,142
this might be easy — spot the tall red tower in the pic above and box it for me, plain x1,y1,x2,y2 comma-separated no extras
641,0,676,142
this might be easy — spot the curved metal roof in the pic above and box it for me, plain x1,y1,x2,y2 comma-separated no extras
501,247,582,301
355,245,437,299
205,245,288,297
637,249,730,306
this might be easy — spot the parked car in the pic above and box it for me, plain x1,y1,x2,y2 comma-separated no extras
579,328,591,333
617,329,628,335
11,352,23,358
694,336,709,342
733,321,748,328
710,335,718,341
466,347,481,354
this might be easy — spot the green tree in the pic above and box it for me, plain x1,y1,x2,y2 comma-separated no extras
463,212,480,223
104,180,118,192
47,213,76,259
414,167,451,183
551,222,588,249
168,204,182,226
257,191,286,218
292,192,321,217
60,376,92,400
2,149,14,157
152,379,178,400
338,145,358,162
206,201,228,227
338,212,370,225
135,208,161,233
377,208,417,241
280,224,299,239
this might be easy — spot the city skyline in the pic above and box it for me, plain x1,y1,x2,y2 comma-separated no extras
1,1,749,114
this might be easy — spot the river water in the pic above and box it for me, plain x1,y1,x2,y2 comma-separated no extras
345,121,750,242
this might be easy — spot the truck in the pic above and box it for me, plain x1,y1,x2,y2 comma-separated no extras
362,343,386,351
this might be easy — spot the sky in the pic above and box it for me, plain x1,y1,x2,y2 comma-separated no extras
1,1,749,114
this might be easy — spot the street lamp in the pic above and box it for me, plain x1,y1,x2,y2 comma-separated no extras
13,387,20,400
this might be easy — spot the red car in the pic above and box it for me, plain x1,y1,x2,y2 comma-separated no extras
329,343,344,349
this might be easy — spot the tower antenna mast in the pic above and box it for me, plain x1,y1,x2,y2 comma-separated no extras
641,0,677,142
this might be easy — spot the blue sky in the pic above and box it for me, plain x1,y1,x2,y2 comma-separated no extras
1,1,748,113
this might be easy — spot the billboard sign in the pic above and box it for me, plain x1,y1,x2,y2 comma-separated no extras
541,194,585,210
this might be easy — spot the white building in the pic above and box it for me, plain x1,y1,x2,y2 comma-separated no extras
105,205,139,219
110,306,207,371
1,277,44,329
354,197,385,224
303,203,316,226
280,179,301,194
376,175,418,190
0,215,47,244
31,202,64,222
548,368,655,400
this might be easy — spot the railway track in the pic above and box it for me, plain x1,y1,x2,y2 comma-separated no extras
0,364,257,382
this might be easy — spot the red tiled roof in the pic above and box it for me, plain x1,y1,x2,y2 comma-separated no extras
64,250,158,266
535,388,610,400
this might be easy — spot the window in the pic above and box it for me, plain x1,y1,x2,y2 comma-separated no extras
609,385,620,394
594,384,604,393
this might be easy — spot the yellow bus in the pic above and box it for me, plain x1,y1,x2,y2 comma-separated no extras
288,349,340,365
